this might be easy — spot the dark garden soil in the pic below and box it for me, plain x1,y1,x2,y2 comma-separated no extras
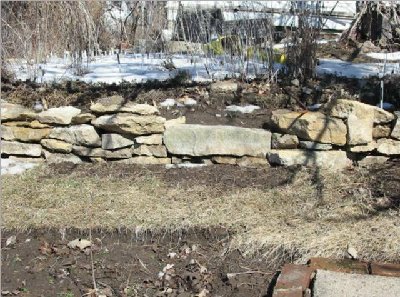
1,228,277,297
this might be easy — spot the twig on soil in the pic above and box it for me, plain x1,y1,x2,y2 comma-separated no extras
226,270,273,279
138,258,151,274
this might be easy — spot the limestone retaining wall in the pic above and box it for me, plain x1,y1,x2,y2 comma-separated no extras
1,96,399,170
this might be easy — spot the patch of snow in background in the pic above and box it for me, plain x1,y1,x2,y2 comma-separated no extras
1,158,39,175
10,52,400,85
365,51,400,61
225,105,261,114
160,98,177,108
317,59,400,79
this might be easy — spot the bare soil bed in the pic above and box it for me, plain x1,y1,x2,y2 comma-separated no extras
2,228,276,297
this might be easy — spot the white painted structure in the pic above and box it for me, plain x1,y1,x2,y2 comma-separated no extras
165,1,357,33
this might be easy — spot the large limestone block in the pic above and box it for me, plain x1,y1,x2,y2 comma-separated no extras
211,156,237,165
115,156,171,165
391,112,400,140
163,124,271,157
237,156,269,167
40,139,73,153
1,141,42,157
72,146,132,159
37,106,81,125
135,134,163,145
92,113,166,135
376,139,400,155
102,134,134,150
270,111,347,145
271,133,299,149
90,95,125,113
299,141,332,151
132,145,167,157
1,126,51,142
210,81,238,93
325,99,395,124
48,124,101,147
164,116,186,128
90,95,159,115
72,113,96,124
358,156,389,167
1,102,36,121
3,120,50,129
43,150,83,164
267,149,351,170
348,141,377,152
347,113,373,145
313,269,400,297
373,124,392,139
120,102,159,115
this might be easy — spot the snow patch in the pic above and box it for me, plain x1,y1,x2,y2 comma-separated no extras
225,105,260,114
366,52,400,61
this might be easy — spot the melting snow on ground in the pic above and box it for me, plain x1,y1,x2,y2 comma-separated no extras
317,59,400,79
10,51,400,85
365,51,400,61
225,105,261,114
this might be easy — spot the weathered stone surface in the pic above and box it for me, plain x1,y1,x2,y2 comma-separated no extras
164,124,271,157
358,156,389,167
1,126,51,142
267,150,351,170
102,134,134,150
48,124,101,147
325,98,395,124
72,146,132,159
9,156,44,163
270,111,347,145
72,113,96,124
92,114,166,135
1,102,36,121
120,102,159,115
1,141,42,157
373,124,392,139
210,81,238,93
133,145,168,157
374,107,396,124
37,106,81,125
347,112,373,145
135,134,163,145
211,156,237,165
349,141,377,152
325,98,376,145
90,95,158,115
313,269,400,297
115,156,171,165
43,150,83,164
90,95,124,113
40,139,73,153
376,139,400,155
271,133,299,149
237,156,269,167
299,141,332,151
3,120,50,129
164,116,186,128
391,112,400,140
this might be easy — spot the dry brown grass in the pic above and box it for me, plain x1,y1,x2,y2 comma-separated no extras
2,164,399,263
